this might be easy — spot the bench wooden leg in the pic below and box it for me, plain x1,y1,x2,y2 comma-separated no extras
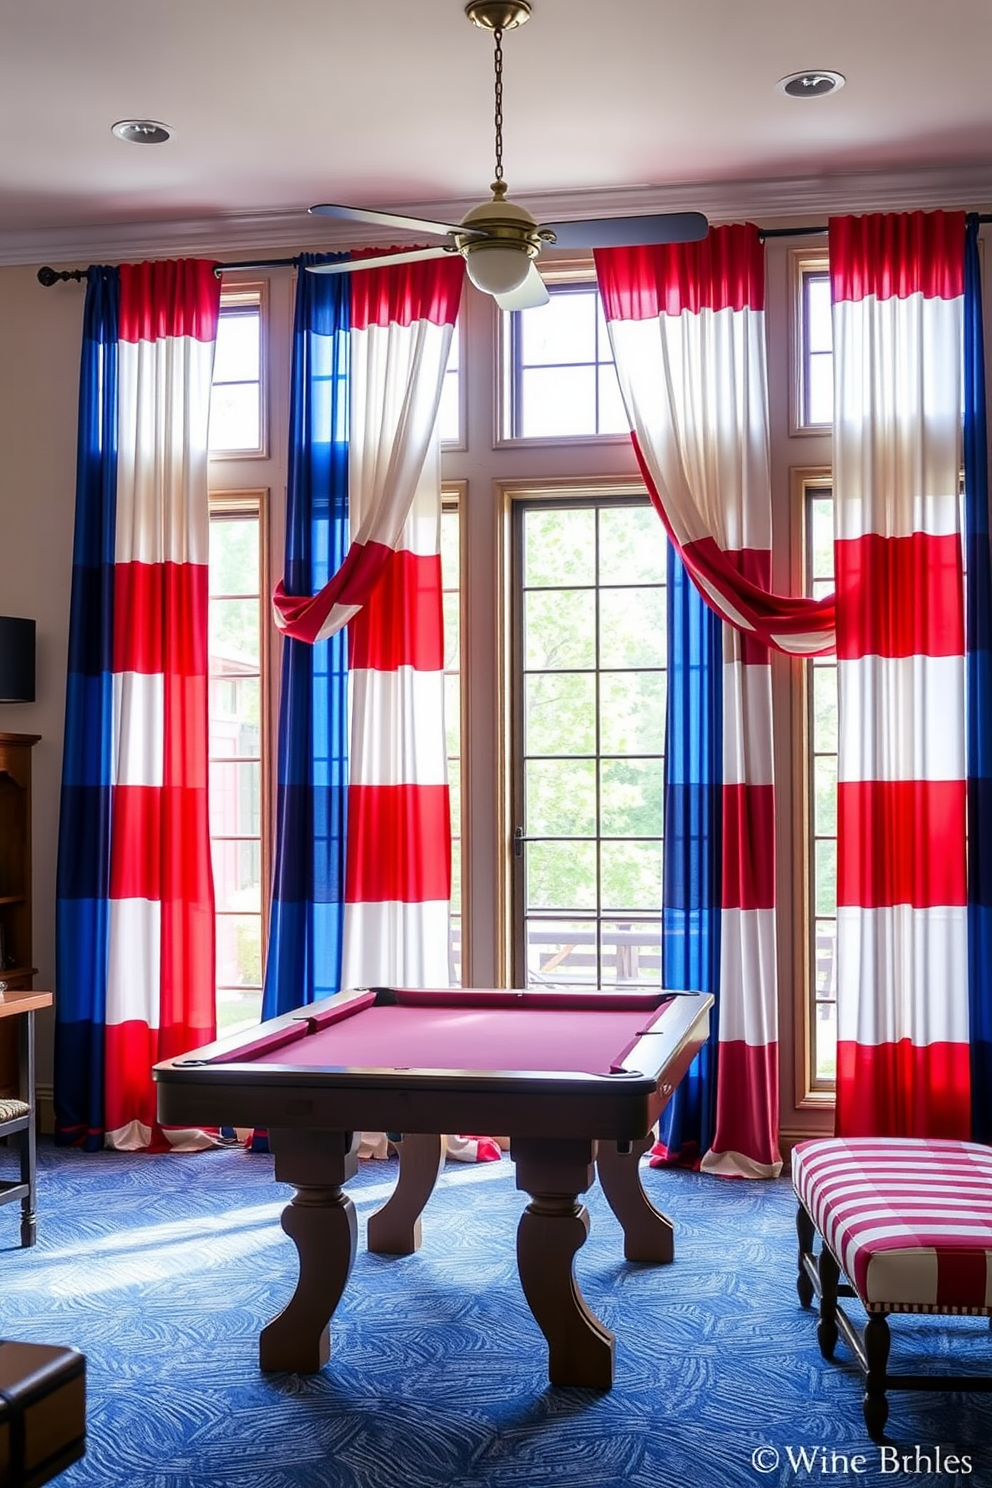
796,1202,816,1309
863,1313,891,1442
817,1242,840,1360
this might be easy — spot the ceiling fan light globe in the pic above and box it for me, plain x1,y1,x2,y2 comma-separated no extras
464,244,533,296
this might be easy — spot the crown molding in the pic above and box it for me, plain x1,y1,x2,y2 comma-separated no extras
12,163,992,271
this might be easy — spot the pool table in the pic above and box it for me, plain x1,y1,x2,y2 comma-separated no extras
153,985,712,1390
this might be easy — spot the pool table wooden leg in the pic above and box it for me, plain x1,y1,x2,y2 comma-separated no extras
512,1137,615,1391
367,1132,445,1255
596,1135,674,1263
259,1128,358,1373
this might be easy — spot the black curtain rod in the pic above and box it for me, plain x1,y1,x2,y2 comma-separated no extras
35,213,992,285
759,213,992,241
37,255,304,285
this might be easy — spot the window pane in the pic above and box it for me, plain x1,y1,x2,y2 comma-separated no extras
599,506,666,585
814,918,837,1000
526,842,597,910
209,761,261,837
525,918,598,987
444,672,461,757
209,517,259,594
209,384,261,452
216,913,262,989
597,364,628,434
600,758,664,837
213,312,260,382
520,366,597,438
812,665,837,753
211,839,262,913
601,920,662,988
814,838,837,917
438,367,460,445
442,592,460,669
600,671,666,754
519,292,597,365
525,672,596,755
209,679,261,756
807,353,833,426
815,1002,837,1082
806,275,832,353
600,840,662,913
524,508,596,587
525,589,595,669
599,588,665,668
210,598,261,668
813,755,837,836
809,497,834,581
526,758,597,837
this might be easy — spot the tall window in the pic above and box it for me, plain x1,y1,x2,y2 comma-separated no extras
441,493,463,982
804,480,837,1085
208,495,266,1033
512,495,666,988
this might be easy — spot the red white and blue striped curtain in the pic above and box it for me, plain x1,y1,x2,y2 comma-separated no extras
596,226,832,1177
272,258,464,992
55,260,220,1152
831,212,971,1136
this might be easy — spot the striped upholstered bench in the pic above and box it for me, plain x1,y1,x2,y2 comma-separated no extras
792,1137,992,1440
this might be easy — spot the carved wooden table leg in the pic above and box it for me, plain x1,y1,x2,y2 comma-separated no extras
512,1137,615,1390
367,1132,445,1255
259,1128,358,1373
596,1135,673,1263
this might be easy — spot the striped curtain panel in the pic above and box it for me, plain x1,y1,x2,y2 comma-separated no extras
262,259,350,1018
655,547,723,1163
272,258,464,992
55,260,220,1152
964,214,992,1143
595,226,783,1177
831,211,971,1137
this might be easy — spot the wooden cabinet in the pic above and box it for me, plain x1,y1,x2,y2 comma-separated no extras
0,734,40,1098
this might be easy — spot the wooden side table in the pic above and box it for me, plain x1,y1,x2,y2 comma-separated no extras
0,989,51,1246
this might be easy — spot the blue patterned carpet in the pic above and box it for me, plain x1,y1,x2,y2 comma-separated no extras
3,1141,991,1488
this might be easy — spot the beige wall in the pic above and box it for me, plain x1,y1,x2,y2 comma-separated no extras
0,265,84,1094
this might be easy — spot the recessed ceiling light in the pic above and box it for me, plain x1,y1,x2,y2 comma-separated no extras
111,119,173,145
777,70,846,99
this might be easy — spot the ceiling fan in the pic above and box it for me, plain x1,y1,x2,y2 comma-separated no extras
306,0,709,310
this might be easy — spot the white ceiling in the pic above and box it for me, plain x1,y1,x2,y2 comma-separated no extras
5,0,992,264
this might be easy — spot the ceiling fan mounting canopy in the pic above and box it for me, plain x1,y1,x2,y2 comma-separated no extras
465,1,531,31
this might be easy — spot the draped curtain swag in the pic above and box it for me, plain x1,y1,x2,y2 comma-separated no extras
596,226,784,1177
268,255,464,999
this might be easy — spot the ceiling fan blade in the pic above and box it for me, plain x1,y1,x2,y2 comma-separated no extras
307,246,455,275
539,211,710,249
493,264,551,312
309,202,481,239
